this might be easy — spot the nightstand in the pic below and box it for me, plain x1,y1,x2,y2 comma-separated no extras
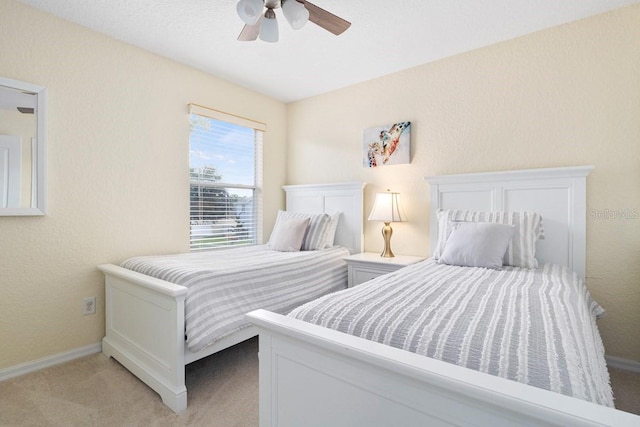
344,252,426,287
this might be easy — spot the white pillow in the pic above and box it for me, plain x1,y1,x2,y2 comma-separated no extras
434,209,544,269
438,222,516,269
270,210,332,250
267,216,310,252
323,211,342,248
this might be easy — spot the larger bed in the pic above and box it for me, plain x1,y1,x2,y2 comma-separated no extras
98,181,365,413
247,166,640,426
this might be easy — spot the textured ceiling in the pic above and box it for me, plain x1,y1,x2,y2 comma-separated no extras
16,0,640,102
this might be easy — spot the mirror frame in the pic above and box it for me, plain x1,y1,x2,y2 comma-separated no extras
0,76,46,216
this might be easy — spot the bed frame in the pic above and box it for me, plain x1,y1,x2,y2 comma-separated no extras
98,181,365,413
247,166,640,426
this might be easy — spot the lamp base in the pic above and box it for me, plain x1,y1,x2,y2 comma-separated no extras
380,222,395,258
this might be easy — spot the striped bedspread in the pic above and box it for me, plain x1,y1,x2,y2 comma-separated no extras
122,245,349,352
289,259,614,406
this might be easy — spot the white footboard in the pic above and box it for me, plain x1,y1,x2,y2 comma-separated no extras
99,264,188,413
247,309,639,427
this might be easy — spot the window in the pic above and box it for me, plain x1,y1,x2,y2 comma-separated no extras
188,104,264,251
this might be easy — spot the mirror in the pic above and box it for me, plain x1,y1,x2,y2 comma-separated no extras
0,77,46,215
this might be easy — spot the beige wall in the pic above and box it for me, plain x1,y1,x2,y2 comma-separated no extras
287,5,640,361
0,0,287,370
1,0,638,371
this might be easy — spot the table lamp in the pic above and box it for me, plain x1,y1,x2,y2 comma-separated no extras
368,190,407,257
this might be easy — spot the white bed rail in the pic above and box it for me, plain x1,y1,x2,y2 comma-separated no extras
247,309,639,427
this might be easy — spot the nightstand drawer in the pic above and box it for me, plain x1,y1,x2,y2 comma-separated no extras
350,267,392,287
344,252,426,287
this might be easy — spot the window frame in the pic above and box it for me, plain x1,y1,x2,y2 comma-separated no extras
188,104,265,251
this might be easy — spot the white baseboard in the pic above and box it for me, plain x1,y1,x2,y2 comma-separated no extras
0,343,102,382
3,345,634,382
606,355,640,373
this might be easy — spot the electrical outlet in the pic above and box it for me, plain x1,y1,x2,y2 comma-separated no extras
82,296,96,315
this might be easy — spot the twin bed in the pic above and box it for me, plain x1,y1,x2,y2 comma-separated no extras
99,166,639,425
98,181,365,413
247,166,638,426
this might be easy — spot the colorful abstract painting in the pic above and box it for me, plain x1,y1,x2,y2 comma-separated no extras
363,121,411,167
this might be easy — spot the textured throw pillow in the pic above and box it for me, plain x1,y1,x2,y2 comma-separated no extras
323,211,342,248
270,210,332,250
434,209,544,269
438,222,516,269
267,216,310,252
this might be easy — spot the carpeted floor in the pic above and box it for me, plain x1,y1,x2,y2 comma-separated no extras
0,338,259,427
609,366,640,416
1,338,638,426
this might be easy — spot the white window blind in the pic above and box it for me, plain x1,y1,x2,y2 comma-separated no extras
189,104,264,251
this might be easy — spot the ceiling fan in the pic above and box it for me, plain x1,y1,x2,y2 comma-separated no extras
236,0,351,42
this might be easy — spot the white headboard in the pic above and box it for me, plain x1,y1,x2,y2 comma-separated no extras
283,182,365,254
425,166,593,278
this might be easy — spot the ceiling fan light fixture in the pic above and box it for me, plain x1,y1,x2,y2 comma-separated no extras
282,0,309,30
236,0,263,25
259,8,279,42
236,0,351,42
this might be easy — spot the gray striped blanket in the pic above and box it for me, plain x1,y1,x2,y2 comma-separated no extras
122,245,349,352
289,259,614,406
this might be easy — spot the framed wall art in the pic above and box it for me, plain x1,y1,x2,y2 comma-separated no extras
363,121,411,167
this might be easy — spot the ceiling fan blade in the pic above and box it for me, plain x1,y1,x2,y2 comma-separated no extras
237,17,262,41
300,0,351,35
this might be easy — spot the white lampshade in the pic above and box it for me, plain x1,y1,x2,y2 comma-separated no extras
237,0,263,25
259,9,279,42
368,191,407,223
282,0,309,30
